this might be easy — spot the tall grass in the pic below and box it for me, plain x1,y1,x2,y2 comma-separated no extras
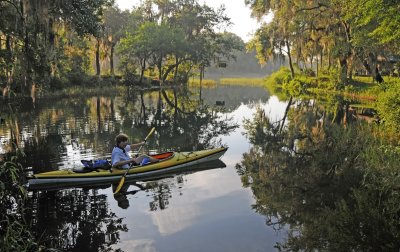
219,78,265,86
188,79,217,88
189,77,265,87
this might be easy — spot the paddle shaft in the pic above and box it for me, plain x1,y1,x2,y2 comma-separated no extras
126,127,155,172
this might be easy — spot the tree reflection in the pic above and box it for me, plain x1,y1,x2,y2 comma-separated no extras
27,189,127,252
144,174,188,211
237,103,400,251
120,86,238,151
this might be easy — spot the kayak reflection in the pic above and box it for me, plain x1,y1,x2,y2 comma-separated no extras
112,182,146,209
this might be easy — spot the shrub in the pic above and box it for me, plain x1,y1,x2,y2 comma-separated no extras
265,67,293,87
282,78,304,96
375,80,400,133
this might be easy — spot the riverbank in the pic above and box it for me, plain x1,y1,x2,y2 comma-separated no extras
266,67,400,136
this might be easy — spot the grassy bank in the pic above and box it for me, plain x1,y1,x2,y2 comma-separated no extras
41,85,126,99
189,77,265,87
263,67,390,101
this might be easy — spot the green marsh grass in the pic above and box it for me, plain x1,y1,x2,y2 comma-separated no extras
219,78,265,86
188,79,217,88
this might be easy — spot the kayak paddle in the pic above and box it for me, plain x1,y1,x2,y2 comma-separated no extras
114,127,155,194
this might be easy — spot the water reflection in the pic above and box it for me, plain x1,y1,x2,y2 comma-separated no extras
237,97,400,251
27,188,127,251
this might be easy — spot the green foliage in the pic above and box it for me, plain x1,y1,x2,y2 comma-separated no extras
375,80,400,133
264,67,292,87
0,219,47,252
0,148,26,197
282,78,305,96
0,148,50,251
263,67,293,100
351,0,400,46
247,0,400,88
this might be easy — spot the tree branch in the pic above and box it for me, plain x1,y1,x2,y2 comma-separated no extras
296,3,329,13
1,0,23,18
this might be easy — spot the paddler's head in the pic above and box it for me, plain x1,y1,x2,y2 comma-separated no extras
115,133,129,148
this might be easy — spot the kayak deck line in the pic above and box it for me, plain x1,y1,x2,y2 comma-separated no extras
27,147,228,189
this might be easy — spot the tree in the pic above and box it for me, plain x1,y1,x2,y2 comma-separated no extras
0,0,112,96
103,6,130,76
117,0,235,85
246,0,400,86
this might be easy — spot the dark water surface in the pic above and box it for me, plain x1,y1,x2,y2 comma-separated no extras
1,85,289,251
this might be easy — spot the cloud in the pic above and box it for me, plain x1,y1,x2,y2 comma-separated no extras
115,239,156,252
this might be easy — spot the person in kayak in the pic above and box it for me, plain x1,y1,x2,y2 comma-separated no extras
111,133,158,169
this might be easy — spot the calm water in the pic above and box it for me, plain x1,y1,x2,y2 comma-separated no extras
0,85,289,251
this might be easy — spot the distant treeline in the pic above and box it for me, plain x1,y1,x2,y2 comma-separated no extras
0,0,246,98
205,49,285,79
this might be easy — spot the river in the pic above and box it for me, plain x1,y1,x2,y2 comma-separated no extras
0,84,290,251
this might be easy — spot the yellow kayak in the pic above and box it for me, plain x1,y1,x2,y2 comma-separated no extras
27,147,227,190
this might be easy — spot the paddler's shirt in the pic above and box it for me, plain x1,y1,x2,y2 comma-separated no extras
111,145,132,169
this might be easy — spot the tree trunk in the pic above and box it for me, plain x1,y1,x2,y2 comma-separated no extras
140,59,145,83
140,90,146,124
174,57,179,81
347,50,355,81
280,96,293,134
158,59,162,85
338,57,348,86
5,35,14,96
328,50,331,70
173,88,178,116
343,102,349,128
286,40,295,78
96,38,101,76
320,50,323,70
21,0,35,96
362,53,383,83
110,43,115,76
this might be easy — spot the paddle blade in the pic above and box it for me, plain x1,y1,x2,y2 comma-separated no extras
145,127,156,141
114,176,126,194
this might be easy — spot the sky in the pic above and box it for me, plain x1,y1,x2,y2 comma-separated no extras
115,0,271,42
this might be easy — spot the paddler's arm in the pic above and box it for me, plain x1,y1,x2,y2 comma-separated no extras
129,141,145,150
